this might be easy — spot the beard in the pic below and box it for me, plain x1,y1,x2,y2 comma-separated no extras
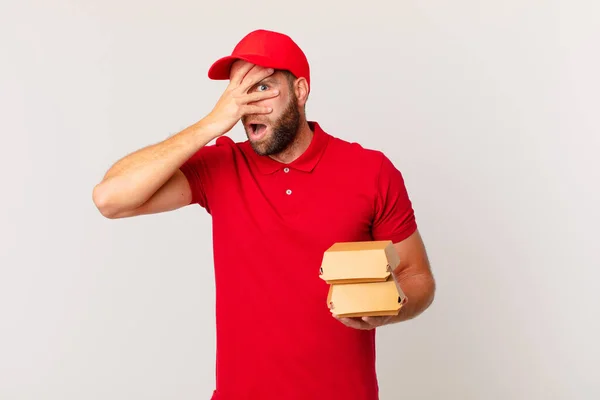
243,94,301,156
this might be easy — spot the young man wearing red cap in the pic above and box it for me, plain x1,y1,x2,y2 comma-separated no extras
93,29,435,400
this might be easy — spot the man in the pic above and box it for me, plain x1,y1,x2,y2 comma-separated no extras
93,29,435,400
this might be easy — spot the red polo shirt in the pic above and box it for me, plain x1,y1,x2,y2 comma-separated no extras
180,121,417,400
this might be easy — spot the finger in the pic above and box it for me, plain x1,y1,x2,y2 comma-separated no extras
336,317,372,330
239,66,274,92
229,61,255,86
361,316,381,326
243,89,279,104
362,316,391,327
241,104,273,115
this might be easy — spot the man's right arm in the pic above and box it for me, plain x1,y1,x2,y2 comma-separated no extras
92,121,214,219
92,62,279,219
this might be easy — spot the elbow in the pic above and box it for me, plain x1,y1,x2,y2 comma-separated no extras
424,274,437,309
92,182,120,219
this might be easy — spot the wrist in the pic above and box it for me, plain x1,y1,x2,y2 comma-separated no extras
188,117,221,145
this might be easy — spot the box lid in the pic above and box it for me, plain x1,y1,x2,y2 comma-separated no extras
326,275,407,318
319,240,400,283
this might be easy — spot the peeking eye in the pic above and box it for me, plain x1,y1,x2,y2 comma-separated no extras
257,84,268,91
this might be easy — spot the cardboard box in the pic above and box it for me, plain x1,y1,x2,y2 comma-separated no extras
319,240,407,318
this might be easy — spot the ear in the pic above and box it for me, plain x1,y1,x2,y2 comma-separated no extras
294,77,310,106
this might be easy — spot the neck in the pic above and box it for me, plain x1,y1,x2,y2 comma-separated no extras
269,119,314,164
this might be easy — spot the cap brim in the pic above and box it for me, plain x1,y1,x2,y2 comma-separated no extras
207,54,281,80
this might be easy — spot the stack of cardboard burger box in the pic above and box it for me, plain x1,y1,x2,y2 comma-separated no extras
319,240,407,318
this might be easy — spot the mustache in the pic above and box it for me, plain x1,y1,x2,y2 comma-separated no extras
243,116,271,125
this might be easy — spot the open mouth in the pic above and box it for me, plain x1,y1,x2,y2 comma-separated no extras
249,123,268,140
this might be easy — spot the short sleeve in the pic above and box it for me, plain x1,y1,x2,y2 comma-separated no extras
371,153,418,243
179,139,231,213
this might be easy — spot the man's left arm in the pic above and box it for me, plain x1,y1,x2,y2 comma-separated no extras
336,153,435,330
388,229,435,323
336,229,435,329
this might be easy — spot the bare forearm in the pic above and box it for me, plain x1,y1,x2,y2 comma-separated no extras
93,120,214,216
92,66,279,219
391,273,436,323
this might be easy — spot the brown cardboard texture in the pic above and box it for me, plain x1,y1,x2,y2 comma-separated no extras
326,274,407,318
319,240,401,284
319,240,407,318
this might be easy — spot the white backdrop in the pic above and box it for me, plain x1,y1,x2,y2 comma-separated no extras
1,1,599,399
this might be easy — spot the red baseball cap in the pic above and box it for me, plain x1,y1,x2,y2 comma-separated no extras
207,29,310,87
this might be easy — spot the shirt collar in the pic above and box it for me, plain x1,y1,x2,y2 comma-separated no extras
244,121,330,175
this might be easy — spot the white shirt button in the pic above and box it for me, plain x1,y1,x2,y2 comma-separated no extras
283,167,290,173
286,189,292,195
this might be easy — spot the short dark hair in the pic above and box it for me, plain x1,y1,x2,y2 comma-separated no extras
277,69,307,113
